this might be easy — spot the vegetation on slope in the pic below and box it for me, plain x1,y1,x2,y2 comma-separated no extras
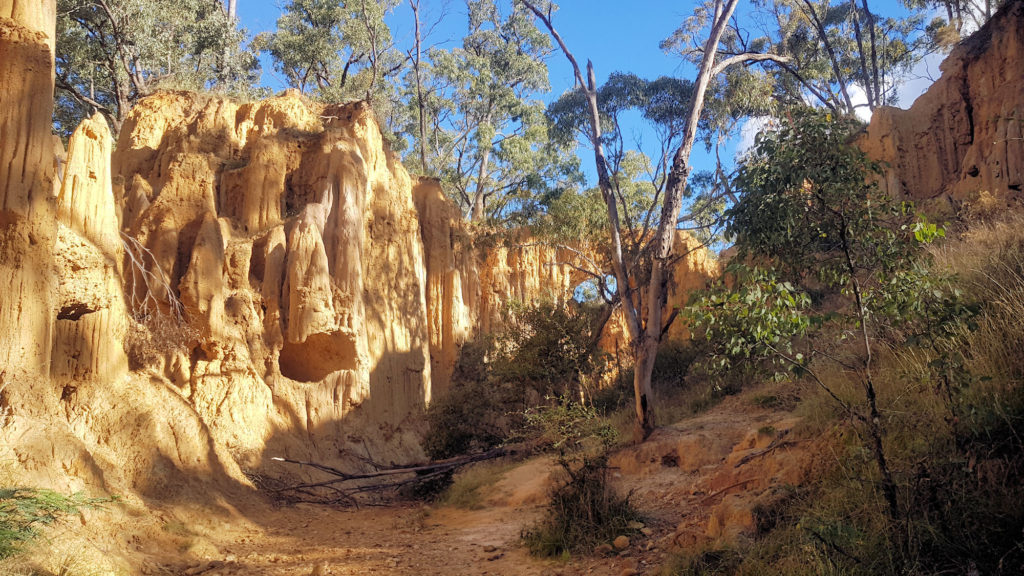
674,110,1024,575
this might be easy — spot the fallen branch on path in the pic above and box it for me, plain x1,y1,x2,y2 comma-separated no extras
268,446,521,506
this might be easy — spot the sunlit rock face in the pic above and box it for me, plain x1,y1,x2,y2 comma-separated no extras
0,21,719,497
111,91,435,469
859,0,1024,214
0,0,59,382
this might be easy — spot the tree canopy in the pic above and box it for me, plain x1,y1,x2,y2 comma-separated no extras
55,0,260,136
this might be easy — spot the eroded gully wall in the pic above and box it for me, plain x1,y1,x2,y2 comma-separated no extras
3,62,716,502
858,0,1024,213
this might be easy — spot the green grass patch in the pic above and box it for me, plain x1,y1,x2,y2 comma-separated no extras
0,488,115,560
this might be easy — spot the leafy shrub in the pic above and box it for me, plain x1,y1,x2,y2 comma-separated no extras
0,488,113,559
684,108,1006,571
522,453,640,557
425,299,608,459
423,376,516,460
490,300,608,401
652,340,700,387
521,402,619,452
520,403,639,557
668,214,1024,575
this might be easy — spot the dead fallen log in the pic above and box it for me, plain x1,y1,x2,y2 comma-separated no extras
268,445,520,505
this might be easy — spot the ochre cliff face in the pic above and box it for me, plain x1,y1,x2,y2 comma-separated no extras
53,113,129,386
111,91,435,469
859,0,1024,212
1,64,717,497
0,0,58,381
412,178,477,395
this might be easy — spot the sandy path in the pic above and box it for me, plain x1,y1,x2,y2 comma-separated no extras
159,456,658,576
143,391,809,576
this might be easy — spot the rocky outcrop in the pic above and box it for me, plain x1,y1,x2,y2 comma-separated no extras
477,234,591,336
859,0,1024,212
0,0,59,381
52,113,129,385
412,179,477,394
1,32,717,512
110,91,434,468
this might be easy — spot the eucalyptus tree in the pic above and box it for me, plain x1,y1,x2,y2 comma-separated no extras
55,0,260,135
904,0,1008,35
545,73,733,251
522,0,788,437
268,0,404,104
424,0,580,222
663,0,930,118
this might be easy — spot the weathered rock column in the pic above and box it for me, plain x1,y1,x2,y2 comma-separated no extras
0,0,58,380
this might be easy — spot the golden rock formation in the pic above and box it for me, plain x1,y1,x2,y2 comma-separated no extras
53,113,129,385
859,0,1024,212
0,0,58,381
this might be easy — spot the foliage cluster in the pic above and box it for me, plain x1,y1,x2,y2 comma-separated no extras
666,222,1024,573
520,402,640,558
56,0,262,135
521,452,640,558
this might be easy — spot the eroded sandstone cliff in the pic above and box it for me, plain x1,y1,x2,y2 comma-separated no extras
859,0,1024,213
0,1,716,507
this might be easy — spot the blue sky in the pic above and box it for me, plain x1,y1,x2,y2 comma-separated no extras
239,1,690,97
236,1,939,185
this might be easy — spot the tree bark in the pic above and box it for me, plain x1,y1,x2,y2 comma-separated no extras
860,0,881,108
410,0,429,173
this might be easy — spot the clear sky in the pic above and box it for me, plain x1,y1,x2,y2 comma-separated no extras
238,1,691,96
238,1,726,185
236,1,939,185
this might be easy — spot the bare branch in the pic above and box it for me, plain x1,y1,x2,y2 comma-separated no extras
710,52,791,76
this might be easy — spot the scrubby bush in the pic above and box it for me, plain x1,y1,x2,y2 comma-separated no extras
520,403,640,557
422,343,516,459
522,453,640,557
424,299,608,459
